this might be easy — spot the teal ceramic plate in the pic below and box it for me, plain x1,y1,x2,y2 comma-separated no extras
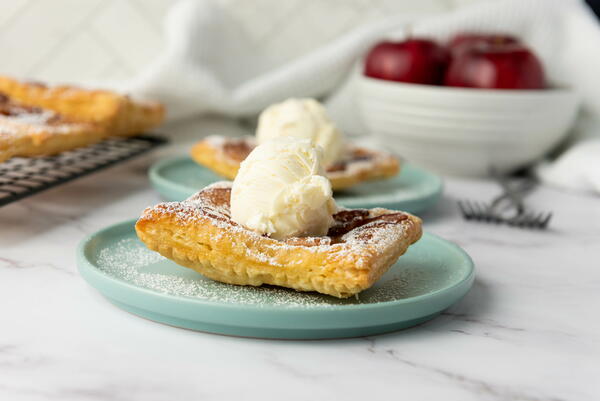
149,157,443,214
78,219,474,339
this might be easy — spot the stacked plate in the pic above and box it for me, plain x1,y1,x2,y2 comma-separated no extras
357,75,580,176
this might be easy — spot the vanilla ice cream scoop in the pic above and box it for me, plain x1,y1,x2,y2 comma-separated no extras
256,98,344,166
230,137,337,240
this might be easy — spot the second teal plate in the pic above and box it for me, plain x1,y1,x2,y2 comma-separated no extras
149,156,443,213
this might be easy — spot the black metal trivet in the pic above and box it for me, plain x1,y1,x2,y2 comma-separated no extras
0,134,167,207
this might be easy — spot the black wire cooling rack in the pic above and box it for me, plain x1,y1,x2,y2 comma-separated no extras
0,134,167,207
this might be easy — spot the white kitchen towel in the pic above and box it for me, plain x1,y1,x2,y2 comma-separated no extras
536,115,600,194
126,0,600,194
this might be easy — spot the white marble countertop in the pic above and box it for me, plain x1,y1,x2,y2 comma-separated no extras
1,117,599,401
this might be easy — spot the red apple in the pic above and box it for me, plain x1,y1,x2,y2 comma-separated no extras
444,42,545,89
448,33,519,56
364,39,449,85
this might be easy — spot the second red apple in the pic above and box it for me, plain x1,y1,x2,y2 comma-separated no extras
444,42,545,90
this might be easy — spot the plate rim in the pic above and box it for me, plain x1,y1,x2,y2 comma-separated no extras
148,156,204,198
77,219,475,314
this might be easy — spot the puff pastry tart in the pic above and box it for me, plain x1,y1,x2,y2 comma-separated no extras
191,136,400,191
136,182,422,298
0,76,164,137
0,95,106,162
0,77,164,162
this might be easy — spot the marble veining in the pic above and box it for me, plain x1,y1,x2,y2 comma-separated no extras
0,116,598,401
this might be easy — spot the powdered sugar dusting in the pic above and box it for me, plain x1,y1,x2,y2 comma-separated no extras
326,148,397,178
97,237,344,306
205,135,255,148
95,236,432,308
204,135,226,146
0,99,92,138
8,109,55,125
0,116,92,138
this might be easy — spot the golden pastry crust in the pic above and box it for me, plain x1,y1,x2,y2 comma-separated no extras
190,136,400,191
0,77,165,162
135,182,422,298
190,136,247,181
0,97,105,162
0,76,164,136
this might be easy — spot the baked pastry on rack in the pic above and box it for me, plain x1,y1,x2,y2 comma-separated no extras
137,138,421,298
190,98,399,191
0,76,164,136
0,76,164,162
0,95,106,162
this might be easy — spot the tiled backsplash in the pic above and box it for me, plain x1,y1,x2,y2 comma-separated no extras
0,0,479,85
0,0,169,84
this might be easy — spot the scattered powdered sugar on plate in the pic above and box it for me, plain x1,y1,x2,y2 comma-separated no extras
97,238,164,270
96,237,346,307
94,234,434,308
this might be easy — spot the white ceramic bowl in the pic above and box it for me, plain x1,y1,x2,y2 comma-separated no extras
357,75,580,177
